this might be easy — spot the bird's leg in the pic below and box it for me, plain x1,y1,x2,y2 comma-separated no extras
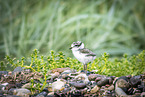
83,64,87,74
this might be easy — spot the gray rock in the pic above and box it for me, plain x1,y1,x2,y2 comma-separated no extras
114,78,130,95
88,74,105,81
95,77,102,82
13,88,31,97
36,91,47,97
90,85,100,93
116,79,130,88
61,69,72,75
0,71,8,79
22,83,32,89
51,79,65,91
88,74,99,81
8,88,16,95
97,78,109,87
6,83,16,90
75,73,89,84
0,83,8,90
69,82,76,86
51,68,71,73
106,84,114,90
130,75,141,87
115,86,127,96
73,83,86,89
16,83,22,88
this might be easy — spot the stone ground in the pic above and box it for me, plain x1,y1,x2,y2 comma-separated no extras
0,67,145,97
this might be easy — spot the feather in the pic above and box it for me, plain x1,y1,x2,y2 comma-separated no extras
79,48,96,56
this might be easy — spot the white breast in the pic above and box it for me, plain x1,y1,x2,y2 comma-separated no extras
72,50,96,65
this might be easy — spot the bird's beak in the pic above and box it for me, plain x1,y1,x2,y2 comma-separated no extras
69,47,72,49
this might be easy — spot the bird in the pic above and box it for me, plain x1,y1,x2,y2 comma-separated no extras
69,41,96,73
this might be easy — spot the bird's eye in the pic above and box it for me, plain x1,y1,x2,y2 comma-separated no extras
72,41,82,47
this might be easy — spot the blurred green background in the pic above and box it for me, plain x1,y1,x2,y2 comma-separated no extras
0,0,145,60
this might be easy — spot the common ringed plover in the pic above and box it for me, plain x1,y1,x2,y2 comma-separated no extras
69,41,96,73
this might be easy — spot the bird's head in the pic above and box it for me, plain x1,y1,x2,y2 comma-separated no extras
69,41,84,50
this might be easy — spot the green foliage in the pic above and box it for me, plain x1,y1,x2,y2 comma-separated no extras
96,51,145,76
0,0,145,59
30,79,35,94
1,49,145,77
0,61,6,71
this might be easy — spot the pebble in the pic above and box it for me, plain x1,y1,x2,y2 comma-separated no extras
51,68,71,73
8,88,16,95
47,92,54,96
90,85,100,93
130,75,141,87
0,71,8,79
0,68,144,96
106,84,114,90
88,74,99,81
73,82,86,89
22,83,33,89
0,83,8,90
6,83,16,90
88,74,105,81
61,69,72,75
75,73,89,83
95,76,102,82
115,79,130,88
15,83,22,88
97,78,109,87
51,79,65,91
115,86,127,96
13,88,31,97
36,91,48,97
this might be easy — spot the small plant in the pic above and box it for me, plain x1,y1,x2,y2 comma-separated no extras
0,49,145,93
0,61,6,71
30,78,35,95
2,49,145,76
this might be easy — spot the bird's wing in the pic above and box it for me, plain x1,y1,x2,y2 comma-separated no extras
79,48,96,56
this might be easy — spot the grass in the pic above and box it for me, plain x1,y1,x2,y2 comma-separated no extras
0,0,145,60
